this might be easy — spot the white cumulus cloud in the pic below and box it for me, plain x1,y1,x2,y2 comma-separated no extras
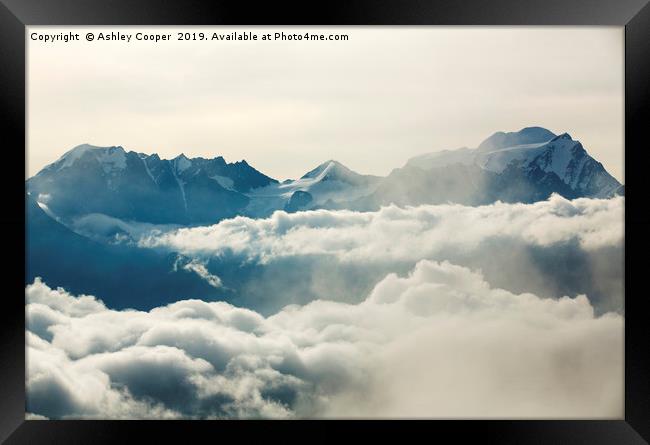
137,195,624,314
26,258,623,419
141,195,622,260
173,257,224,289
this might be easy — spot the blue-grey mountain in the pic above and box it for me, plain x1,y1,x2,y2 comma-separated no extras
25,127,624,311
26,128,622,229
27,145,277,225
351,127,622,209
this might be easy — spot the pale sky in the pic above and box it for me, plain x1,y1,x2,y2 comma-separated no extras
27,27,624,181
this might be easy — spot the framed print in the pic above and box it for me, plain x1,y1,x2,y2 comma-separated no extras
1,0,649,442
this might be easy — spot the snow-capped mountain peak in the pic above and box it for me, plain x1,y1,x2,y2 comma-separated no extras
28,127,623,227
298,160,380,187
28,145,278,225
245,159,382,215
301,160,346,180
52,144,126,172
477,126,556,151
404,127,621,199
478,133,579,175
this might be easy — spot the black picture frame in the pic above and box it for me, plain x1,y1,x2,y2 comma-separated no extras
1,0,649,443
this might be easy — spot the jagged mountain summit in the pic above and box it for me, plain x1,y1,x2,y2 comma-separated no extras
27,144,277,225
408,127,621,198
355,127,623,209
300,159,375,184
26,129,624,308
26,127,623,231
247,160,383,215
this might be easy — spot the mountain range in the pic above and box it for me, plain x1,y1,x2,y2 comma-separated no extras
27,127,622,230
351,128,622,209
26,126,623,310
27,145,277,225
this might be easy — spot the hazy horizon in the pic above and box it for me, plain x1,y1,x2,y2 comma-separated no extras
28,27,624,181
30,124,602,181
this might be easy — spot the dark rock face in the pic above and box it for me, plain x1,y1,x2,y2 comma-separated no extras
25,128,624,312
26,193,223,310
27,145,277,225
27,128,622,228
351,128,622,210
284,190,313,212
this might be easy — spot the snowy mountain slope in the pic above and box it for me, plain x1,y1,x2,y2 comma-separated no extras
406,126,557,170
477,126,557,151
245,160,382,216
26,127,622,230
25,128,624,314
27,145,277,225
395,127,623,205
477,132,620,197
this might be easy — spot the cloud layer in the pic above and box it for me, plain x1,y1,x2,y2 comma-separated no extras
139,195,624,314
27,259,623,419
142,194,622,258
